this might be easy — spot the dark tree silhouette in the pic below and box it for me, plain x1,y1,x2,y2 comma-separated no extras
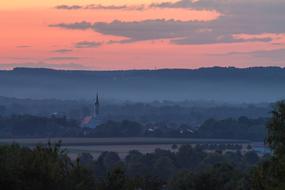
251,101,285,190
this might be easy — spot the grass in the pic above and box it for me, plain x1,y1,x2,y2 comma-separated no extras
0,137,251,146
0,137,255,159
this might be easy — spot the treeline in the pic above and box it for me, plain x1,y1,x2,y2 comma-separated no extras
79,144,262,180
0,115,267,140
0,143,95,190
0,115,81,137
0,142,262,190
90,117,266,141
197,117,267,140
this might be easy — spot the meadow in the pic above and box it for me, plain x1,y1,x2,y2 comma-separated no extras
0,137,253,158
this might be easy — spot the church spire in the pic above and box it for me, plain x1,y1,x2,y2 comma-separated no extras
94,93,100,116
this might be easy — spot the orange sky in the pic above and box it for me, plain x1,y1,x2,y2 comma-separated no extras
0,0,284,70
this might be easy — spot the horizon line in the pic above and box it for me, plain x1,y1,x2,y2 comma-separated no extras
1,66,285,72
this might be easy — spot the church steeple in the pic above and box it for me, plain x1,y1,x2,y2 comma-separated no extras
94,93,100,116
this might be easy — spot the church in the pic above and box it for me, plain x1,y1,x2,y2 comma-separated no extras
81,94,101,129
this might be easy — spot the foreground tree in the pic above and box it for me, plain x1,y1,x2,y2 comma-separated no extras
251,101,285,190
267,101,285,157
0,142,95,190
168,164,245,190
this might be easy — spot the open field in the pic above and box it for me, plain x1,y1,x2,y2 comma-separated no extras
0,137,255,158
0,137,251,146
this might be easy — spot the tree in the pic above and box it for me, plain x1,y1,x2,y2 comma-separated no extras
100,167,126,190
168,164,245,190
95,151,122,177
267,101,285,157
244,151,259,165
78,153,94,167
168,170,195,190
176,145,206,169
0,142,96,190
125,150,149,177
153,156,176,180
67,160,95,190
251,101,285,190
171,144,178,150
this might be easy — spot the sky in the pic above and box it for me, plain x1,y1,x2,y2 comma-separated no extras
1,0,285,70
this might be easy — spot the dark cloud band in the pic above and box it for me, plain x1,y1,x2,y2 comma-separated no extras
52,49,73,53
75,41,102,48
49,0,285,45
55,4,145,11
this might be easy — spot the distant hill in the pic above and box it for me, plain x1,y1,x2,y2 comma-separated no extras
0,67,285,102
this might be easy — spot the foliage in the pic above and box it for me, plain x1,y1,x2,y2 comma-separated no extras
168,164,246,190
0,142,95,190
251,101,285,190
267,101,285,157
198,117,266,140
0,115,80,137
0,114,267,140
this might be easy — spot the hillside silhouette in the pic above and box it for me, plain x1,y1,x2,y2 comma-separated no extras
1,67,285,102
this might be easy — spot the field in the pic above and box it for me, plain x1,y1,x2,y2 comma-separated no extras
0,137,251,146
0,137,254,158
